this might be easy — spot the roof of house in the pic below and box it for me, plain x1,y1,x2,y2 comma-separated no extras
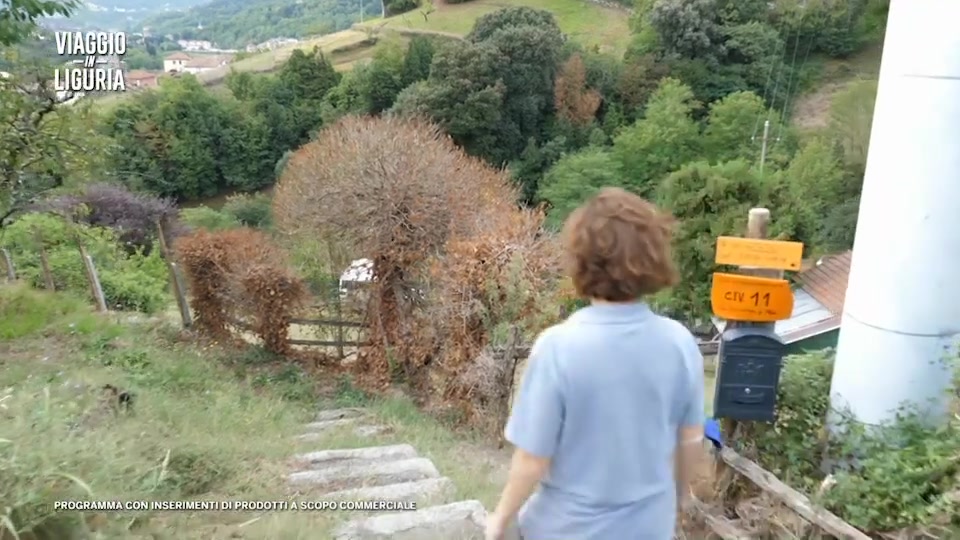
126,69,158,80
793,250,852,315
185,54,232,68
713,250,853,345
165,52,191,61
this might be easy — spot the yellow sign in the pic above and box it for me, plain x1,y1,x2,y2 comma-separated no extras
715,236,804,271
710,272,794,322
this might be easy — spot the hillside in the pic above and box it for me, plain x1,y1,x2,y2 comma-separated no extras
191,0,629,81
43,0,210,31
355,0,632,53
141,0,382,49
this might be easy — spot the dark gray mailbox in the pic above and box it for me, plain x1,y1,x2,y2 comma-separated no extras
713,326,785,422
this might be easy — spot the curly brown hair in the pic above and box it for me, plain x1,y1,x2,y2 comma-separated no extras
562,187,678,302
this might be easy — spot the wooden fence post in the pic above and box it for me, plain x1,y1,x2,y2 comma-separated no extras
335,291,345,360
498,326,522,449
169,262,192,328
714,208,782,493
1,248,15,281
34,231,55,291
157,219,193,329
79,245,108,312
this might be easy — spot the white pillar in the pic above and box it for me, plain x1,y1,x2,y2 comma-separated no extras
829,0,960,427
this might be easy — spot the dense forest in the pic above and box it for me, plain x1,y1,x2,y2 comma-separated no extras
140,0,384,48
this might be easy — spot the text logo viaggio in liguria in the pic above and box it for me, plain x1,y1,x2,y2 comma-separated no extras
53,32,127,96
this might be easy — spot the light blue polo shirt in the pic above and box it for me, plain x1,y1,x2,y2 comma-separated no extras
505,302,705,539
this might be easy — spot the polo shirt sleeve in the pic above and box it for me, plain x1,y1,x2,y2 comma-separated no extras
505,329,564,458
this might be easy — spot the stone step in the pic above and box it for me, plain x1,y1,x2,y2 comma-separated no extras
292,444,418,469
295,424,388,442
354,425,390,437
324,477,456,504
303,418,358,433
333,500,487,540
287,457,440,491
315,407,366,422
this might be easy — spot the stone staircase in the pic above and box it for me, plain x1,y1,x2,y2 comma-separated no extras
288,407,487,540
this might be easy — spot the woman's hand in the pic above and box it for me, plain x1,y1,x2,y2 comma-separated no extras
485,512,508,540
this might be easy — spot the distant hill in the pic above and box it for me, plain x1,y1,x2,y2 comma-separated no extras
140,0,383,49
42,0,212,31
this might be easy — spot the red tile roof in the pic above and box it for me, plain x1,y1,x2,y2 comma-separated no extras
127,70,158,80
793,250,852,316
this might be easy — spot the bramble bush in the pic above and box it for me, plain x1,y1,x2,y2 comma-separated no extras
0,213,168,313
175,228,307,355
738,350,960,537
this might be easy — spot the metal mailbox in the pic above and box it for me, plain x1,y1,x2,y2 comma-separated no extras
713,326,785,422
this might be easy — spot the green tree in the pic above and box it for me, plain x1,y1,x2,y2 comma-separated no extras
0,70,109,227
395,8,564,166
467,6,559,42
655,159,769,319
1,0,77,46
400,36,435,87
612,78,701,195
105,76,274,200
509,136,567,205
649,0,724,61
702,90,766,162
391,41,507,162
280,47,341,102
828,78,877,177
320,62,374,123
776,137,850,252
365,44,406,114
538,148,626,229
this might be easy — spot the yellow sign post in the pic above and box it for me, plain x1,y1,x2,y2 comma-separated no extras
715,236,804,271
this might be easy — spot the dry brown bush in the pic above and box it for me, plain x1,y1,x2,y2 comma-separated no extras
273,115,563,427
421,205,562,429
175,228,308,355
555,54,601,127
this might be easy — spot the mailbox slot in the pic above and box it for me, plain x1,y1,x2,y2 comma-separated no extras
713,326,785,422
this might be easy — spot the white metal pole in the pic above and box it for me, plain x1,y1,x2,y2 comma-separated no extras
829,0,960,428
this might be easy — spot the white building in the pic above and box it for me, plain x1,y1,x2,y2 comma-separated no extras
177,39,213,51
163,52,233,74
163,52,190,73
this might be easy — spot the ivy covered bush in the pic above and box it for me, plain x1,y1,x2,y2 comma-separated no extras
743,350,960,535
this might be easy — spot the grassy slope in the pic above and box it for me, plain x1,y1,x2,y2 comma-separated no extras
791,41,882,130
0,285,509,539
357,0,631,53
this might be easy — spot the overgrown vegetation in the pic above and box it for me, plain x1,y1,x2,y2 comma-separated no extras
0,285,511,539
737,352,960,537
0,212,169,313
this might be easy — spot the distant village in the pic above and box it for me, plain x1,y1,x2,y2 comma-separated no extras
50,31,304,102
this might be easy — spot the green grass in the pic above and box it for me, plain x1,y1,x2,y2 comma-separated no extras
0,284,508,539
360,0,631,53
